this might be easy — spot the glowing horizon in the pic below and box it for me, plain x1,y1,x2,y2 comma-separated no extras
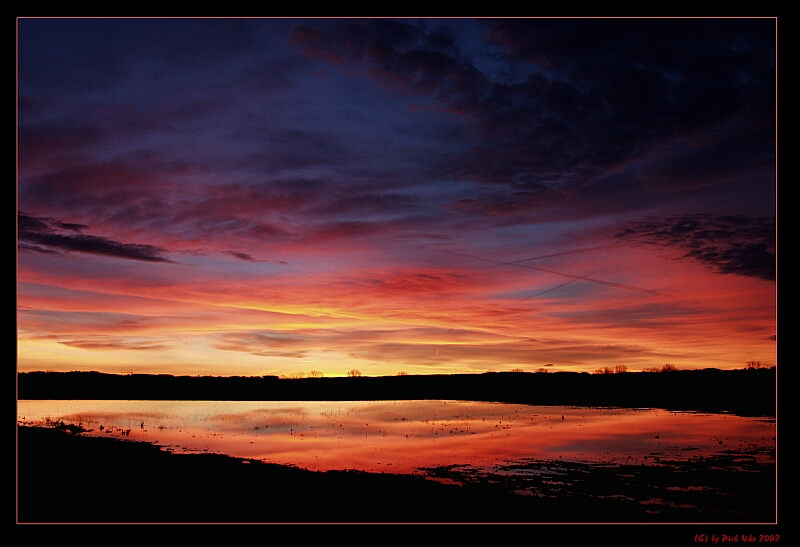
17,18,776,378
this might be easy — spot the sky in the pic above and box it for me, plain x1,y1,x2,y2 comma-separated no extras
16,18,776,377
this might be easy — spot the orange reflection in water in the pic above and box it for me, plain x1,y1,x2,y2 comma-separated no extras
17,400,775,474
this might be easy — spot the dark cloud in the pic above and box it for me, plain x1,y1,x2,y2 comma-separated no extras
18,212,87,233
289,20,488,117
617,214,775,280
226,251,257,262
289,19,774,220
18,242,60,255
222,251,288,265
18,212,172,263
18,19,776,260
483,19,774,139
634,112,775,193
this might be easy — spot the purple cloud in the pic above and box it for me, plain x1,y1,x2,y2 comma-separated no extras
18,212,172,263
617,214,775,280
289,19,775,222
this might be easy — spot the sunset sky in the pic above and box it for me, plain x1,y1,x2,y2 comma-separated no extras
16,18,776,377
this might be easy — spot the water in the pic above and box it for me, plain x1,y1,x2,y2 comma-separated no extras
17,399,775,475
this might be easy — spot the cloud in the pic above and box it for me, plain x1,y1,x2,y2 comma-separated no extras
211,325,515,361
57,337,172,351
18,213,87,233
617,214,775,280
289,20,488,121
18,212,172,262
18,159,188,217
18,242,60,255
213,331,310,358
226,251,257,262
18,308,162,333
221,250,287,264
348,339,664,368
289,19,774,221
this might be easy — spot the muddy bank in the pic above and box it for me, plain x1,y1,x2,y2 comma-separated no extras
17,425,775,524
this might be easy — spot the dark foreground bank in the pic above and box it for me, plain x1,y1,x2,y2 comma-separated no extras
17,425,776,524
18,368,776,416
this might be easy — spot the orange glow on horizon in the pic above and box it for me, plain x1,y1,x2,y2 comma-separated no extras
17,239,775,377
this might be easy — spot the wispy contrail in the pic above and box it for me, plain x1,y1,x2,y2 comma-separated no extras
520,265,617,301
436,248,657,295
511,245,623,264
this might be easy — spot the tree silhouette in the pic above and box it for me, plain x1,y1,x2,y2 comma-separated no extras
347,369,362,377
593,365,628,374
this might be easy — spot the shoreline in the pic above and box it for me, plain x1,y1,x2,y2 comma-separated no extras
17,424,776,524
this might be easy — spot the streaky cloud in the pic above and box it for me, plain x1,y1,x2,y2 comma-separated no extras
18,212,173,263
57,337,172,351
617,214,775,281
226,251,257,262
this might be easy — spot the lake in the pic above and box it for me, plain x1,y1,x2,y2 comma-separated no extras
17,399,775,476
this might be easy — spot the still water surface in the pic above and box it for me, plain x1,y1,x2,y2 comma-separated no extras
17,400,774,474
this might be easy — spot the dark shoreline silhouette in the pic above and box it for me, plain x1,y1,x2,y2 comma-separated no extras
18,368,776,416
17,425,776,524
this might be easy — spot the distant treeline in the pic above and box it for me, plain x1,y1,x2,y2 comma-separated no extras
18,368,776,416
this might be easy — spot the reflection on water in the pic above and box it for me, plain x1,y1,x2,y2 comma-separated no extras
17,400,775,475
